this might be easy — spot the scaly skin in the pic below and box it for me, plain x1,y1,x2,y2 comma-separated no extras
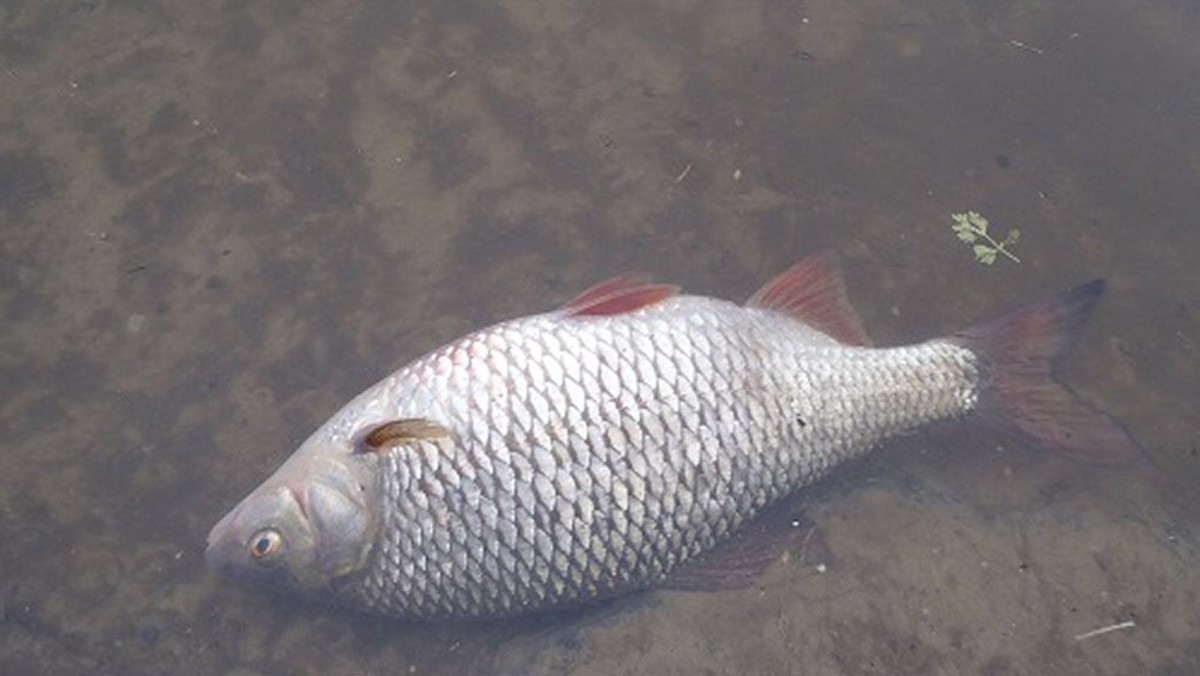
328,297,977,617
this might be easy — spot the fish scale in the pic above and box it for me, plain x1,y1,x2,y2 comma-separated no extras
332,297,974,618
207,257,1140,620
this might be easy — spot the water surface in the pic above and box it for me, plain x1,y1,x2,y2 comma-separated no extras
2,1,1197,674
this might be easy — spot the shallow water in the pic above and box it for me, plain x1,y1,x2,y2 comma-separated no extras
1,1,1198,674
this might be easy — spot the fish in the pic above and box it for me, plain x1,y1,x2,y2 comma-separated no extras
205,253,1140,619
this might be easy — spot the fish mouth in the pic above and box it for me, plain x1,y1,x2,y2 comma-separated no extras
204,532,234,573
204,507,246,577
205,491,254,570
204,486,309,588
205,503,239,551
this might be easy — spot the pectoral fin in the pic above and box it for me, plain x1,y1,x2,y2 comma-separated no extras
354,418,454,454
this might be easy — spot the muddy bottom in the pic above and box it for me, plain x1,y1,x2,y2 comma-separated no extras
2,0,1197,674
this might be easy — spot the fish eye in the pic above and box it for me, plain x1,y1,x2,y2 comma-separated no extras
247,528,284,566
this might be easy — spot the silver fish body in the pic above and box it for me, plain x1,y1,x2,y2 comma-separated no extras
205,256,1137,619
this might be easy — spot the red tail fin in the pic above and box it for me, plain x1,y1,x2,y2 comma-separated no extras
951,280,1143,464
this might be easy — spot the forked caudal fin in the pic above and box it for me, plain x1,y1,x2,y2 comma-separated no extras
950,279,1143,464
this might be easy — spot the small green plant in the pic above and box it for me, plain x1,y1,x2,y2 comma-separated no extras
950,211,1021,265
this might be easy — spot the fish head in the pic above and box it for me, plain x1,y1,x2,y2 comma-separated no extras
205,435,376,601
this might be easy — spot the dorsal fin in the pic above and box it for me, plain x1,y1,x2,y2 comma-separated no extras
567,284,680,317
562,272,653,311
747,252,872,346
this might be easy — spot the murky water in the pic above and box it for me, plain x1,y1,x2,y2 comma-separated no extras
2,1,1197,674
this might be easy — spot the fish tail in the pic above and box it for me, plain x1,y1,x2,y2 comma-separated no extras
949,279,1143,464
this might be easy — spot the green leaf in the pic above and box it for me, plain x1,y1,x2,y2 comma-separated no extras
952,225,978,242
973,244,997,264
967,211,989,235
950,210,1020,266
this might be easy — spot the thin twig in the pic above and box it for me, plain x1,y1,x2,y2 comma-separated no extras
1009,40,1044,54
674,163,692,184
1074,620,1136,641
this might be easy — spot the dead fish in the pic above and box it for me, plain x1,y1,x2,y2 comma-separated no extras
205,253,1140,619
